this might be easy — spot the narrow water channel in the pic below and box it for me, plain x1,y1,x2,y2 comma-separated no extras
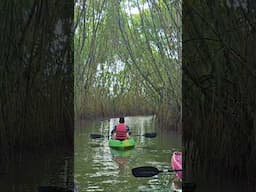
75,115,182,192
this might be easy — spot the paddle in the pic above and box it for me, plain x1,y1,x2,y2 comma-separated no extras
132,166,196,192
90,132,157,139
132,166,182,177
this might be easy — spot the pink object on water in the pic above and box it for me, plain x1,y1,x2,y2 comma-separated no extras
171,151,182,180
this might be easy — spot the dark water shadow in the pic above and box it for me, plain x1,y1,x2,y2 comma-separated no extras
184,159,256,192
0,149,73,192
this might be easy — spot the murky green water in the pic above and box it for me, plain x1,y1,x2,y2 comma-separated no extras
75,115,182,192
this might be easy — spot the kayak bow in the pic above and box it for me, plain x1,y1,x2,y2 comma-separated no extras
171,151,182,180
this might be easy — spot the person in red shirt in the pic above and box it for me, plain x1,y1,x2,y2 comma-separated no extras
111,117,130,140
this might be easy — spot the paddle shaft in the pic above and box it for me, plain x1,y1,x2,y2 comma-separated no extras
132,166,183,177
159,169,183,173
132,134,155,137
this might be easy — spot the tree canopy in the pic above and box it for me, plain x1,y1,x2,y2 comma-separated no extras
75,0,181,128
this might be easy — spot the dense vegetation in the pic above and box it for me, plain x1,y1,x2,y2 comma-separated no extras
183,0,256,184
0,1,73,157
75,0,181,129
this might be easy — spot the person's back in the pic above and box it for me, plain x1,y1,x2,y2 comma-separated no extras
112,117,130,140
115,123,128,140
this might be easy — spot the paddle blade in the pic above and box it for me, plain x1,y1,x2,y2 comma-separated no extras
132,166,160,177
90,134,104,139
143,133,157,138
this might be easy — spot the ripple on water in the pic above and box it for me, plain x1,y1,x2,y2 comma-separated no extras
145,161,168,166
148,149,159,153
87,170,119,178
87,185,104,192
138,185,153,192
101,179,128,184
162,149,172,154
148,178,161,185
93,159,114,164
89,143,104,148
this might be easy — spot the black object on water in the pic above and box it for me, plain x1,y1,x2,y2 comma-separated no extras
132,166,182,177
132,166,160,177
143,132,157,138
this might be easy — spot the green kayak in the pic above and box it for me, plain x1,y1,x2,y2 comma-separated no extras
109,138,136,150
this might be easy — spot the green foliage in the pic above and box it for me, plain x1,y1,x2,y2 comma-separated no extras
183,0,256,179
75,0,181,128
0,0,73,156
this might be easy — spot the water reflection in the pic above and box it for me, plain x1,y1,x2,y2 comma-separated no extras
171,177,182,192
113,156,128,175
75,115,182,192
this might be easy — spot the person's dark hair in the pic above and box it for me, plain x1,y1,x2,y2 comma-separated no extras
119,117,125,123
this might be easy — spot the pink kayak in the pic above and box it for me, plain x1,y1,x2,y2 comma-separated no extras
171,151,182,180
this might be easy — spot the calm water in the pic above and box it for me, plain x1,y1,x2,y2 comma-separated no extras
75,115,182,192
